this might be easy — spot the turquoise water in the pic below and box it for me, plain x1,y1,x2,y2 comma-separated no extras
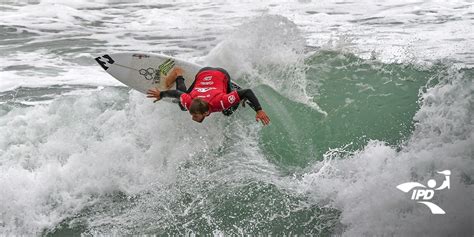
260,51,434,168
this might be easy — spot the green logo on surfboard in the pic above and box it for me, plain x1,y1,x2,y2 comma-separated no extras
159,59,175,75
151,58,175,84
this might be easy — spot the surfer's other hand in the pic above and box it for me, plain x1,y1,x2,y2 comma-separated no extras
147,88,161,103
256,110,270,126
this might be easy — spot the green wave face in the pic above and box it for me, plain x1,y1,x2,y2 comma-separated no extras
258,51,435,168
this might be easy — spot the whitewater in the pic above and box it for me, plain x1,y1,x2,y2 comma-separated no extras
0,0,473,236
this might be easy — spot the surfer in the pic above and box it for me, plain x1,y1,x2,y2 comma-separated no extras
146,67,270,125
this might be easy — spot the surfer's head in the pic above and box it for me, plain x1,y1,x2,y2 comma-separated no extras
189,98,210,123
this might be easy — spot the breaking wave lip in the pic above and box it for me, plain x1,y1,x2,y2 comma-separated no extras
204,15,328,115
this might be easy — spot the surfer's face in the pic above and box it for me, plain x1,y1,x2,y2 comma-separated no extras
191,113,206,123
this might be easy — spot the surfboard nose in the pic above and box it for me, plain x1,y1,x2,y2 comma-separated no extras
95,54,115,71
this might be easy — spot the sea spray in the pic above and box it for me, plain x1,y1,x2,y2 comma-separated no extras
205,15,326,115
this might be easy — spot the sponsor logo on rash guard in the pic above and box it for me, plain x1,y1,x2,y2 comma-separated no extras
228,95,236,103
200,81,214,85
195,87,216,93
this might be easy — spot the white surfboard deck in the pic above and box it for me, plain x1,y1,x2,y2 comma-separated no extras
95,52,248,111
95,52,202,95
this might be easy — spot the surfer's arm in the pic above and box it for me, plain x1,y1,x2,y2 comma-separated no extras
147,88,182,102
148,87,188,111
237,89,262,111
237,89,270,125
159,90,183,99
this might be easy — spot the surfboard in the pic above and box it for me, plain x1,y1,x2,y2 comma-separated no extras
95,52,252,113
95,52,201,95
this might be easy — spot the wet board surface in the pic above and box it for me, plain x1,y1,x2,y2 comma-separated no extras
95,53,202,95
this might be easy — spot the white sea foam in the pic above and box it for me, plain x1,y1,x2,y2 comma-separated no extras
0,89,223,233
205,15,327,115
1,0,471,92
0,85,279,233
0,51,121,92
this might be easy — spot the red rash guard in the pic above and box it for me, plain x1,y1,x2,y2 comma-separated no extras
180,70,241,113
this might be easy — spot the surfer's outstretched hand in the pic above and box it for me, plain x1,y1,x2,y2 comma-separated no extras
147,88,161,103
256,110,270,126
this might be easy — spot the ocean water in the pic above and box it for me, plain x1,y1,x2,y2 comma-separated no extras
0,0,473,236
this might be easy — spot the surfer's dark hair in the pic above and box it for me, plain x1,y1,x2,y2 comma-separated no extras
189,98,209,114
